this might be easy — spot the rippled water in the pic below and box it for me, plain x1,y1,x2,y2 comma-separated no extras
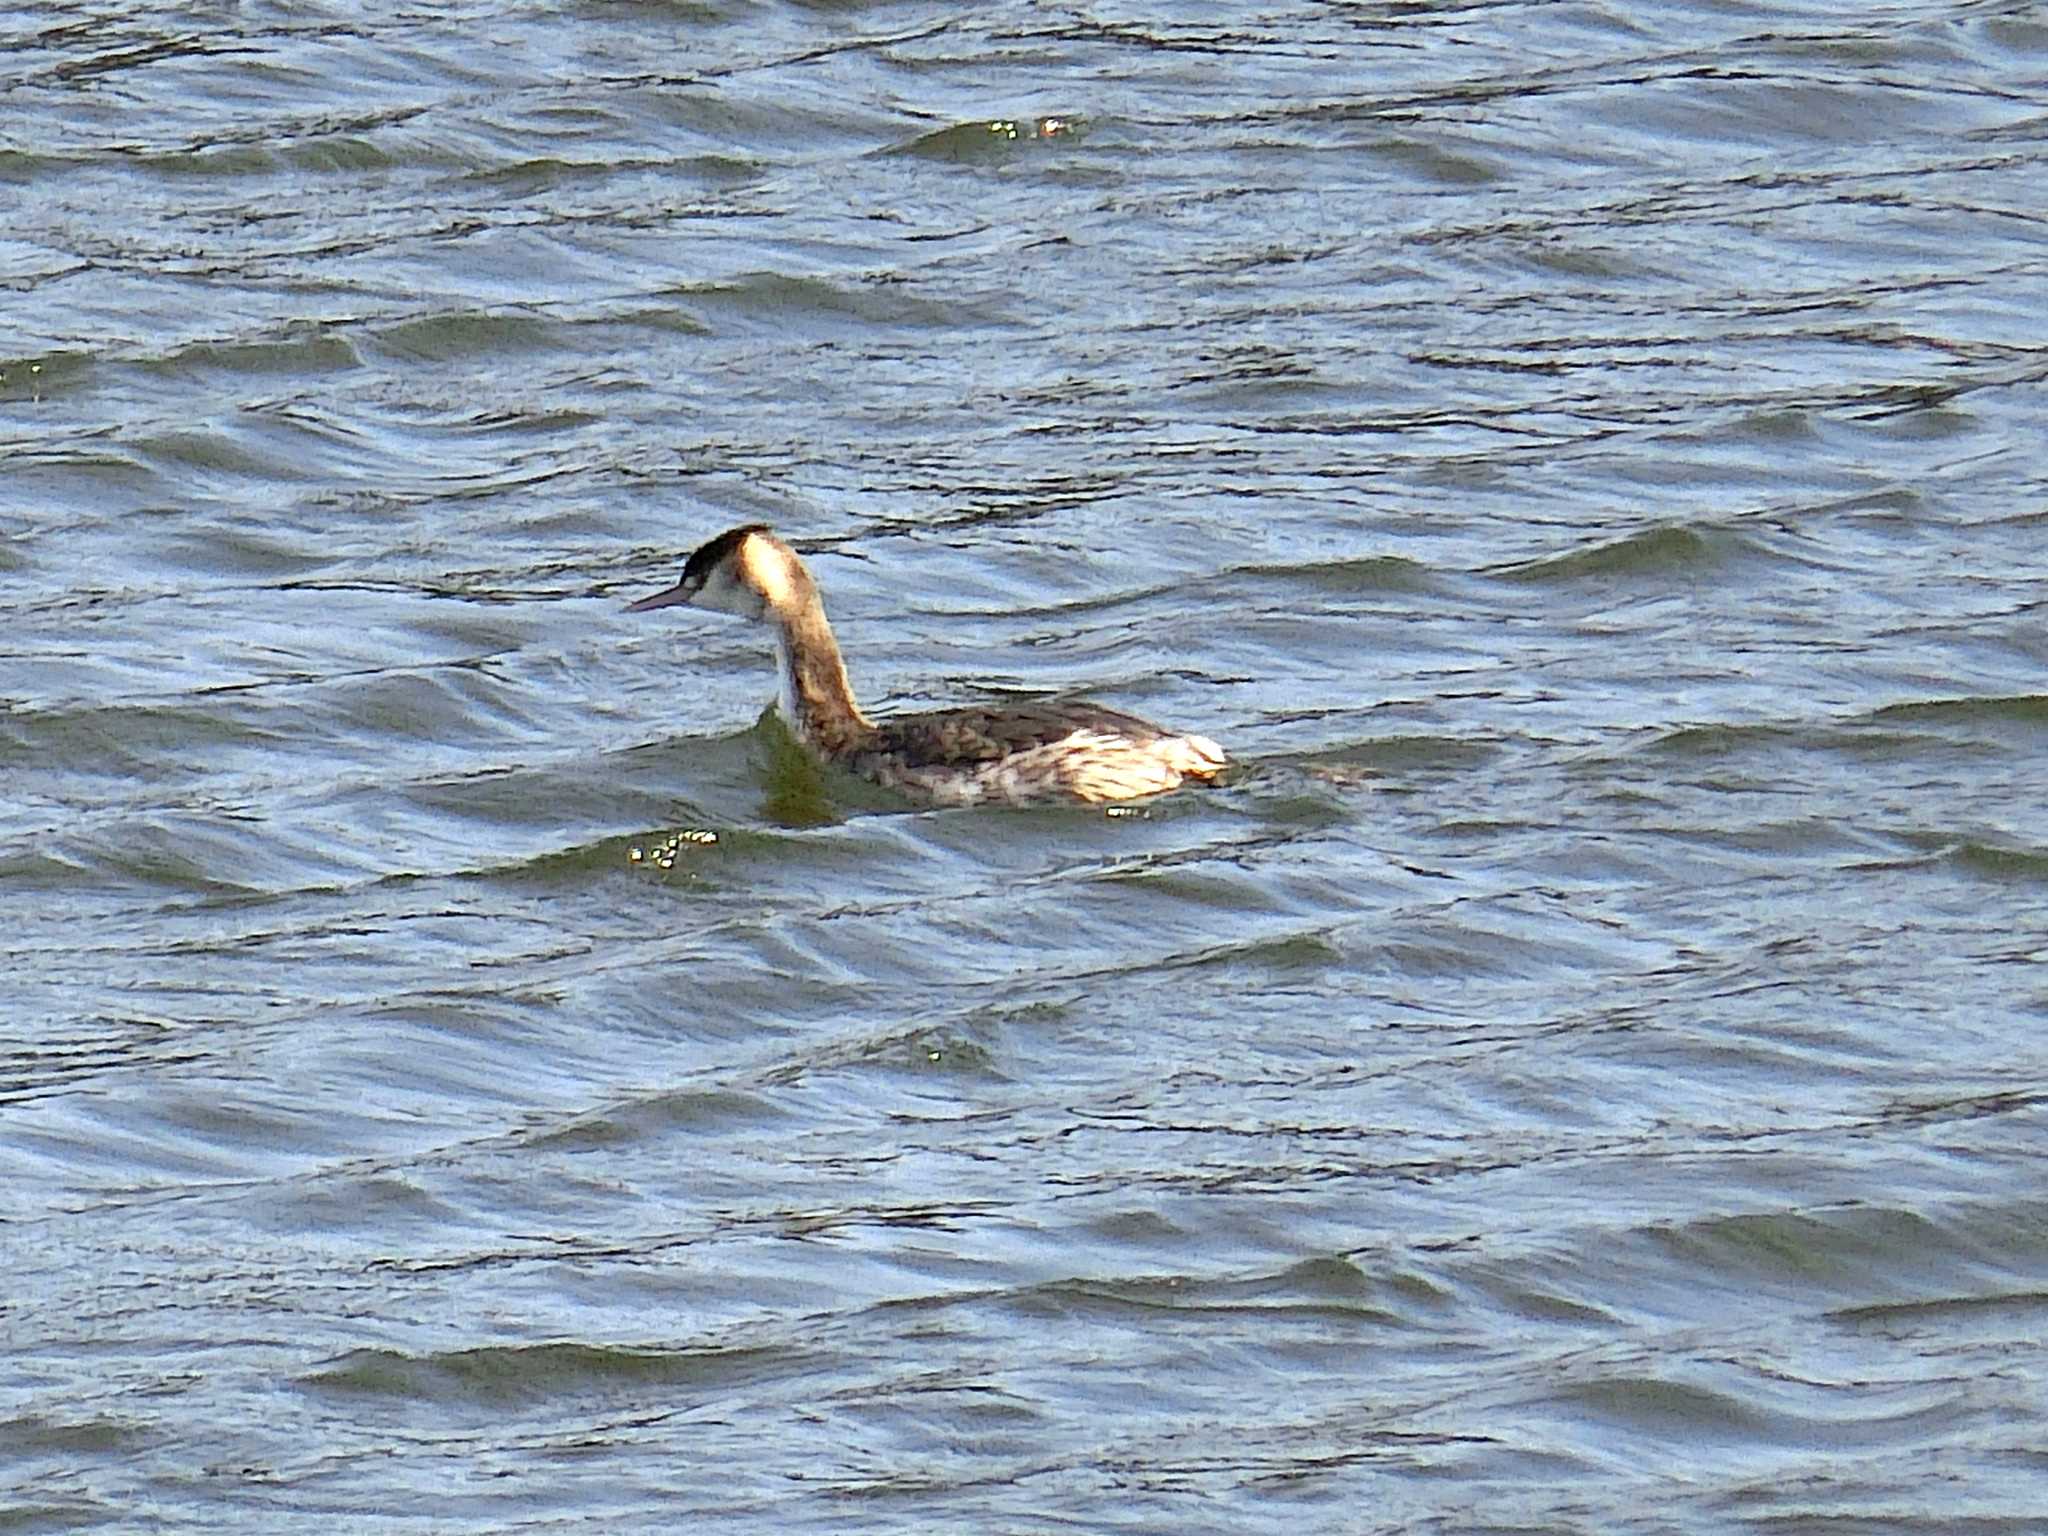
6,2,2048,1530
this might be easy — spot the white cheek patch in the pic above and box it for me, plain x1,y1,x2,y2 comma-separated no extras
746,542,796,612
695,568,763,618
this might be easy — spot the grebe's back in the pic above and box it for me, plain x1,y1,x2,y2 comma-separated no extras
854,698,1224,806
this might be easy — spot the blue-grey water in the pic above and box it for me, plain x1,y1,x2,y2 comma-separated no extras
5,2,2047,1530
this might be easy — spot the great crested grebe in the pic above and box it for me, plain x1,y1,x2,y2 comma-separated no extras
627,525,1227,807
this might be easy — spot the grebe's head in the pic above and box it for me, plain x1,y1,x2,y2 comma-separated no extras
627,524,810,621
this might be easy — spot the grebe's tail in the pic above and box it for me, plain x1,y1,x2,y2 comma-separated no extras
1056,730,1228,804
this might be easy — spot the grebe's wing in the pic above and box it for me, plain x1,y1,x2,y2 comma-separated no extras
872,699,1179,765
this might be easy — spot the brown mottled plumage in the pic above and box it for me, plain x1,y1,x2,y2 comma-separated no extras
627,525,1227,807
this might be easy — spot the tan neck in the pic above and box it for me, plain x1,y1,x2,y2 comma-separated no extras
770,597,872,754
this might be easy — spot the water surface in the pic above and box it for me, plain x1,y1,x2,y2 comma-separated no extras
4,2,2047,1531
